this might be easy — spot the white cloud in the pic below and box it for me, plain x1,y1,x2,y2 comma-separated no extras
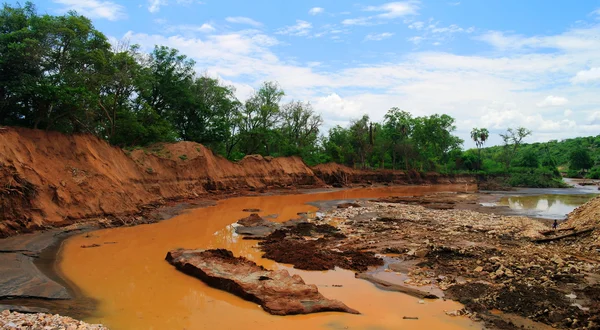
536,95,569,107
225,16,263,27
276,20,312,36
309,7,324,15
120,18,600,148
342,1,419,26
365,1,420,18
476,27,600,51
53,0,126,20
571,67,600,84
448,2,461,5
408,36,423,44
148,0,166,13
589,111,600,124
365,32,394,41
341,17,373,26
408,21,424,30
166,23,216,33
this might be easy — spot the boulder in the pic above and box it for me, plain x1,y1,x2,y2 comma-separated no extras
165,249,359,315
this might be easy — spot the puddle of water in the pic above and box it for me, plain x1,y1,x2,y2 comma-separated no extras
59,185,481,330
498,194,598,220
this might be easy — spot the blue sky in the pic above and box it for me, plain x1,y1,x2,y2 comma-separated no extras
13,0,600,147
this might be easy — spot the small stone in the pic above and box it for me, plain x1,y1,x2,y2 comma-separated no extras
474,266,483,272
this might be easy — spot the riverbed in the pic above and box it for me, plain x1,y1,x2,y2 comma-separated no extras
56,183,597,329
59,185,479,330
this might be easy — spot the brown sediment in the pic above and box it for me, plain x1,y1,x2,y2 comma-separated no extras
0,127,474,238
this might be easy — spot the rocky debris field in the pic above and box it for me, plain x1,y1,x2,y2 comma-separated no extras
0,310,107,329
165,248,359,315
237,192,600,329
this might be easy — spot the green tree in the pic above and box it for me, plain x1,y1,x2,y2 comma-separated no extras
278,101,323,157
470,127,489,171
569,148,593,173
500,127,532,170
239,81,284,155
383,108,413,169
349,115,371,168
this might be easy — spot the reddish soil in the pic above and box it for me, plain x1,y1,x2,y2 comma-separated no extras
165,248,359,315
0,127,475,237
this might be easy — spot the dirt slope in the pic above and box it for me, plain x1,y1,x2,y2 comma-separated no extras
0,128,475,237
565,195,600,246
0,128,322,237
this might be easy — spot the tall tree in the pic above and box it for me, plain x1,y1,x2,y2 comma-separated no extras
470,127,489,171
349,115,371,169
500,127,532,170
239,81,284,155
569,148,593,173
278,101,323,156
383,108,413,169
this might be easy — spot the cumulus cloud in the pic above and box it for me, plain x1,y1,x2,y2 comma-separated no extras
571,67,600,84
536,95,569,107
53,0,126,20
225,16,263,27
276,20,312,36
309,7,324,15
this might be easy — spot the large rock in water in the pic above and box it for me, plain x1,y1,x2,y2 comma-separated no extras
165,248,359,315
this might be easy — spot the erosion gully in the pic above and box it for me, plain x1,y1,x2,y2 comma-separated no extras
59,185,479,330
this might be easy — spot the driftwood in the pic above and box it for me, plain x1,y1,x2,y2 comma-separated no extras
539,227,575,236
533,227,594,243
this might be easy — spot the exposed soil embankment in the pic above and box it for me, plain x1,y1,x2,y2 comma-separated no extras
0,127,321,237
0,128,475,238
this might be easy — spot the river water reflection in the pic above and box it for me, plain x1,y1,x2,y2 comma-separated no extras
498,194,598,220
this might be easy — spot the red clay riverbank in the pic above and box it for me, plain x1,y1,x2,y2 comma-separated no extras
0,127,474,237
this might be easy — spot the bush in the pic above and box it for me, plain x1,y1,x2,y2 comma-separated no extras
586,167,600,179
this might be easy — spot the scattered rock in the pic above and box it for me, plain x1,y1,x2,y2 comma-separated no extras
0,310,106,329
165,248,359,315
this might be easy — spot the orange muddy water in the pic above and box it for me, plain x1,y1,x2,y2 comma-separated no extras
59,185,482,330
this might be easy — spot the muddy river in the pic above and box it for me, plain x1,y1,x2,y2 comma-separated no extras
57,183,597,330
59,185,481,330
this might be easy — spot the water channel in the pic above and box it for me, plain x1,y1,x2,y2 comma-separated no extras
57,183,597,330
